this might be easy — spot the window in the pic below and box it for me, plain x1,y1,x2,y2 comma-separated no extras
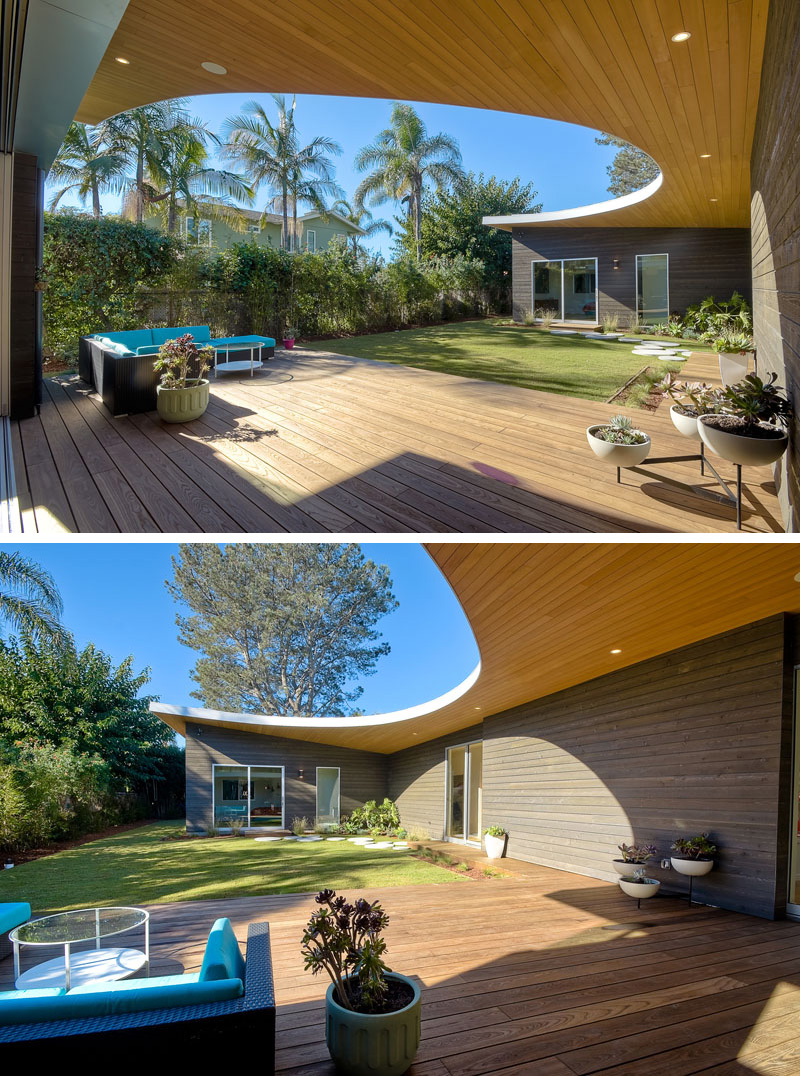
212,764,284,828
532,257,598,321
306,230,316,253
184,216,212,247
247,223,261,235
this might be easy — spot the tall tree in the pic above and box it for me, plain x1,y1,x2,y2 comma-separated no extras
100,99,194,223
396,172,541,303
0,551,64,644
331,198,393,257
167,544,397,716
47,122,127,218
594,133,660,196
354,103,464,261
222,96,342,250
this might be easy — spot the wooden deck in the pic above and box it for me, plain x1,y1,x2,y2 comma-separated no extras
5,861,799,1073
10,348,783,533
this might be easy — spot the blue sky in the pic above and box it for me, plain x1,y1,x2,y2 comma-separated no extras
46,92,618,258
2,542,479,719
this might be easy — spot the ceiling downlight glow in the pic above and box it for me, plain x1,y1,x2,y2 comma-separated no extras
201,61,228,75
671,31,691,42
115,57,130,64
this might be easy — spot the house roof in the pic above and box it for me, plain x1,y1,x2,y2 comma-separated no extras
76,1,767,231
150,543,800,755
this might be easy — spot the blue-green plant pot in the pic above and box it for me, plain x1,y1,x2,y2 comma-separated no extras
325,972,421,1075
156,379,209,423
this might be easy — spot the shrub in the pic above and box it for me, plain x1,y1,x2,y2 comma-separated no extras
684,292,751,335
671,833,717,859
291,816,310,836
348,798,400,835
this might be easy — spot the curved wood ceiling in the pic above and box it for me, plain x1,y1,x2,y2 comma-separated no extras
77,0,768,228
152,543,800,753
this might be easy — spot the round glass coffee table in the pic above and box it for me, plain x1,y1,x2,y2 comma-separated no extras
213,341,263,377
10,907,150,990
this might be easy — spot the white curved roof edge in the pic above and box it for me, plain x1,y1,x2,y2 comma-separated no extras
482,172,663,228
150,660,482,732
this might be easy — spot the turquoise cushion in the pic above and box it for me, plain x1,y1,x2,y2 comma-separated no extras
211,335,275,348
151,325,211,345
135,345,161,356
71,973,201,991
0,902,30,933
99,329,155,351
0,978,242,1026
199,918,246,983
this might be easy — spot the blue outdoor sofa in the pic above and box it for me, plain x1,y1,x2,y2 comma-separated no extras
78,325,276,416
0,917,275,1065
0,903,31,961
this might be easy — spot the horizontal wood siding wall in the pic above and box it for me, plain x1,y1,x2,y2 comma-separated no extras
185,726,387,833
10,152,41,418
479,616,787,919
387,722,483,839
750,0,800,531
511,226,751,325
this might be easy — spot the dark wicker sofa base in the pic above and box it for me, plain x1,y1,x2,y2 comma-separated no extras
0,921,275,1066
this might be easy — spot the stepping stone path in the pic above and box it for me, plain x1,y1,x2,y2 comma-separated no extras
550,329,578,335
253,836,282,842
326,837,346,842
296,835,323,842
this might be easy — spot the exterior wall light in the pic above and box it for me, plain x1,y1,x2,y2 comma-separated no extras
612,258,620,270
297,767,305,780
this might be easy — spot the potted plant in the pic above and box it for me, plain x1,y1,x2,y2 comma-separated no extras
283,326,297,350
657,372,720,439
612,842,657,877
301,890,421,1076
698,372,791,467
712,328,754,386
587,414,651,467
670,833,717,876
483,825,508,860
153,333,212,423
618,867,661,900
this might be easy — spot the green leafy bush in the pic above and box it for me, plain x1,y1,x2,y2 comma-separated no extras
347,798,400,834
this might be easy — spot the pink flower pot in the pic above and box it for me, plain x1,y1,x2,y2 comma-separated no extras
283,338,295,350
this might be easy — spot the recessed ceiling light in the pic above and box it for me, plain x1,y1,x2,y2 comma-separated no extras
201,61,227,75
709,198,718,202
610,649,622,654
794,572,800,582
700,153,711,158
115,56,130,64
671,31,691,42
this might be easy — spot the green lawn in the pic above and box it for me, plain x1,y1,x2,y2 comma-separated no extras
306,319,684,402
0,822,465,912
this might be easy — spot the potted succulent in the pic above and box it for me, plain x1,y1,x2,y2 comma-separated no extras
657,372,720,439
618,867,661,900
712,328,754,386
587,414,651,467
698,372,791,467
612,842,657,877
283,326,297,350
153,333,212,423
483,825,508,860
670,833,717,876
301,890,421,1076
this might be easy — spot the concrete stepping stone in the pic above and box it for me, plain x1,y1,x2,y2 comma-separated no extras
253,836,282,842
296,835,323,842
326,837,346,842
550,329,578,335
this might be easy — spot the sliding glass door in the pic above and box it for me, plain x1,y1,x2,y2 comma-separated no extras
446,741,483,845
532,257,598,322
212,764,284,828
316,767,341,829
636,253,669,323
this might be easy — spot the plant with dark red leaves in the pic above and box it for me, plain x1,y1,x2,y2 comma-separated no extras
301,890,391,1012
154,333,212,389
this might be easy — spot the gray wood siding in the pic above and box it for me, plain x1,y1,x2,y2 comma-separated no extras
10,152,41,419
750,0,799,531
511,226,751,325
184,726,387,833
387,722,483,839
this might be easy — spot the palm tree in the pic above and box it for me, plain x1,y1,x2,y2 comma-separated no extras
222,95,342,250
142,123,254,234
354,103,464,260
331,198,392,256
0,552,64,644
47,122,127,218
99,100,195,223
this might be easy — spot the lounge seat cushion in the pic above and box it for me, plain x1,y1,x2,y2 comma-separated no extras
94,329,155,352
134,345,161,356
211,335,276,348
0,902,31,934
199,918,246,983
151,324,211,345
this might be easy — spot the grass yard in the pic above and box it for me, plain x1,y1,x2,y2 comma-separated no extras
0,822,467,912
306,319,684,403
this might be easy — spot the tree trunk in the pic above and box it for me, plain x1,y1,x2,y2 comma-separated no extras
292,197,298,254
136,147,145,224
168,195,177,233
281,181,288,250
92,180,101,219
414,180,422,262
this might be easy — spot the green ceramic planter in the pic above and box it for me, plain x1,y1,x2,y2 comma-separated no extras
325,972,421,1075
156,379,210,423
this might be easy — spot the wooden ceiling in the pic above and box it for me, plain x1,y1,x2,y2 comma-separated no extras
76,0,768,228
152,543,800,753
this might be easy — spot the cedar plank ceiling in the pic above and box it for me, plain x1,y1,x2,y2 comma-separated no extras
152,543,800,753
76,0,768,228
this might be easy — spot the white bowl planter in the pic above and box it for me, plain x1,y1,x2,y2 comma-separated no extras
587,426,651,468
670,857,714,877
698,416,788,467
612,859,652,876
619,877,661,899
484,833,507,860
669,405,701,440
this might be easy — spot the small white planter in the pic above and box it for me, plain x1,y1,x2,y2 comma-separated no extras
612,859,653,876
669,405,701,440
670,857,714,877
619,877,661,899
484,833,507,860
698,416,788,467
718,351,750,387
587,426,651,468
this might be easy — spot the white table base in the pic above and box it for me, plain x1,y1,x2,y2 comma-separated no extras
15,946,147,990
